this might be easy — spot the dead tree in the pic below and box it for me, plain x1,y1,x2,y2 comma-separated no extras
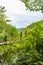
4,35,7,44
20,32,22,42
25,30,27,37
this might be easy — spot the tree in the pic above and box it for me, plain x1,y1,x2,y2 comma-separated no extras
0,6,11,32
13,20,43,65
5,24,18,42
20,0,43,12
0,6,11,23
0,6,18,65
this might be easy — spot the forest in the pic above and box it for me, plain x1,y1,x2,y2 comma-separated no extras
0,0,43,65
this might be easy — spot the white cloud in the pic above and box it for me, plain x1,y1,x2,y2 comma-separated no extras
0,0,27,14
0,0,43,28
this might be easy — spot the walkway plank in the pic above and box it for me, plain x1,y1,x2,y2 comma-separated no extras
0,42,9,45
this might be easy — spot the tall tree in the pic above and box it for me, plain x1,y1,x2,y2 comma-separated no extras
0,6,10,23
0,6,11,32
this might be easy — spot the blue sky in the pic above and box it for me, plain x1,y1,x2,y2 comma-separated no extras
0,0,43,28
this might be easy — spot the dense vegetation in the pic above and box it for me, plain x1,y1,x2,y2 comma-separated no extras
0,6,43,65
13,20,43,65
0,6,19,65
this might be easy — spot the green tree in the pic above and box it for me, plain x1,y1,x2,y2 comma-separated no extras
20,0,43,12
0,6,18,65
0,6,11,33
0,6,10,23
13,20,43,65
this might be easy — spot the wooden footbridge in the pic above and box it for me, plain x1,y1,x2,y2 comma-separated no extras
0,42,9,46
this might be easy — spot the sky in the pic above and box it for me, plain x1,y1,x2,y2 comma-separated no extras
0,0,43,28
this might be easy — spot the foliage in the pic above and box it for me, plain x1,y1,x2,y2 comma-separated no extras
0,6,18,65
13,20,43,65
0,6,43,65
0,20,43,65
0,6,18,43
20,0,43,12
